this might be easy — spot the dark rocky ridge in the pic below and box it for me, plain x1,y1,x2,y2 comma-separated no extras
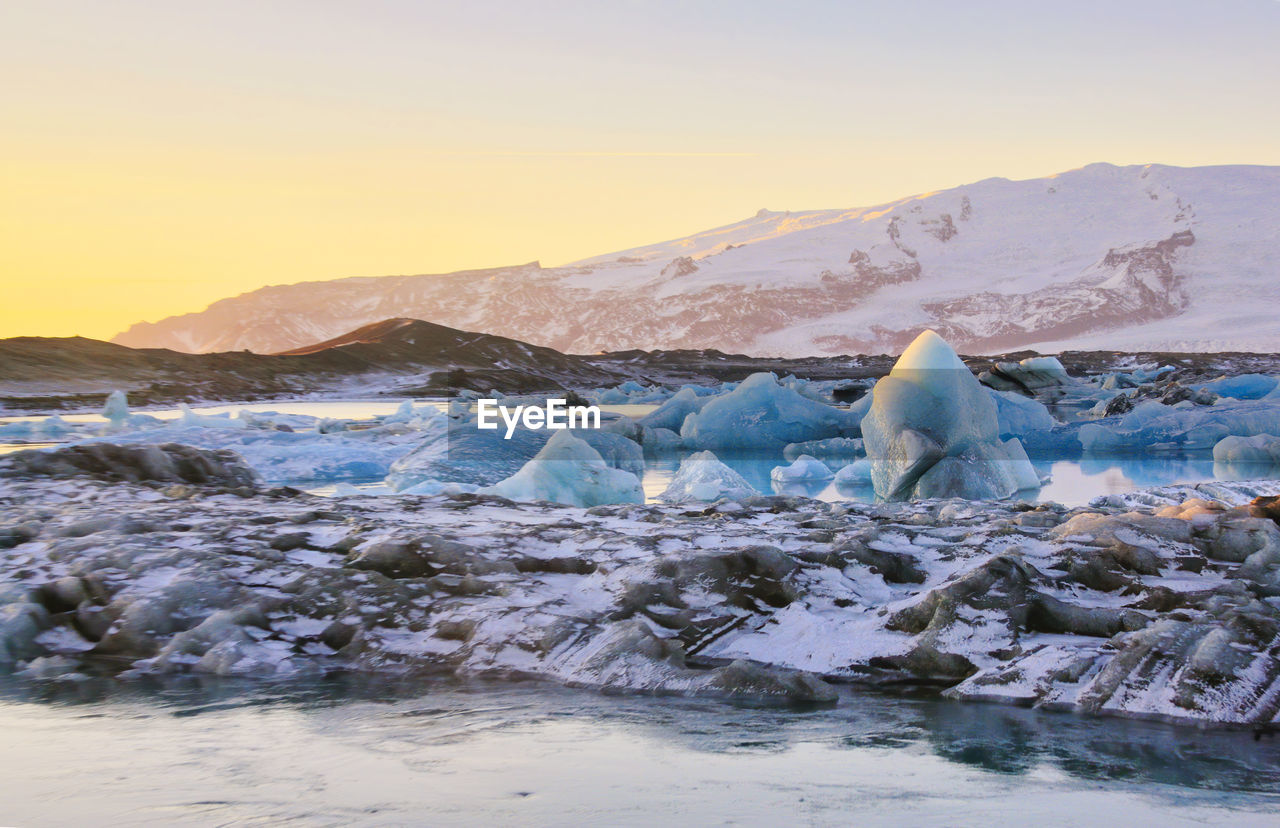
5,316,1280,413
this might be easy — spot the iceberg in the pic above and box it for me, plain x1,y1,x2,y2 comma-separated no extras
769,455,834,485
0,415,75,440
639,387,713,432
782,437,864,464
640,426,683,454
979,355,1074,394
179,404,247,429
1079,398,1280,454
386,417,545,490
680,372,861,451
481,430,644,507
1213,434,1280,466
861,330,1039,500
833,458,873,488
575,429,645,479
102,390,130,428
1196,374,1279,401
658,450,757,502
990,389,1055,438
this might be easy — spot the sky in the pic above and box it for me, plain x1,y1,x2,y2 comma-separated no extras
2,0,1278,340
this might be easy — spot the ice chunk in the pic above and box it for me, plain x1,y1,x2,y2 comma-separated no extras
658,450,757,502
641,426,683,454
990,389,1055,438
179,404,247,429
382,400,417,423
481,430,643,507
980,356,1075,395
575,429,645,478
861,330,1039,500
102,390,130,427
0,414,75,440
783,437,864,464
1080,398,1280,454
386,418,545,489
769,455,834,484
640,387,713,432
397,479,480,496
1197,374,1279,400
680,373,861,451
833,458,873,487
1213,434,1280,466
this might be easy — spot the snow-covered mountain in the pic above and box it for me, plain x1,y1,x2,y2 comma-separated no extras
113,163,1280,356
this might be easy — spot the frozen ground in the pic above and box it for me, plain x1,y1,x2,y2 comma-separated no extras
3,443,1280,728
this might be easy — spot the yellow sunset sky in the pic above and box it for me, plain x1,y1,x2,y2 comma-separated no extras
2,0,1278,340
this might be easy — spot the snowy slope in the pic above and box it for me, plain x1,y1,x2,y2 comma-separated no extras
113,163,1280,356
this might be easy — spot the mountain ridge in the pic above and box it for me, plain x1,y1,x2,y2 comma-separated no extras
113,163,1280,356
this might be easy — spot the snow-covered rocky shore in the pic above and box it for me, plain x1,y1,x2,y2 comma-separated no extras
3,443,1280,728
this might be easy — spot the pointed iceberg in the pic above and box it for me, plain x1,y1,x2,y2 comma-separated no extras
861,330,1039,500
481,430,644,508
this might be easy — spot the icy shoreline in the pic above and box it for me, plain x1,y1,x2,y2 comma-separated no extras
3,447,1280,728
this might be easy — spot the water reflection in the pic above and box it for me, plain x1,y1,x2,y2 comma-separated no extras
4,674,1279,794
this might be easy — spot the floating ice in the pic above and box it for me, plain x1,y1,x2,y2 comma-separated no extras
861,330,1039,500
639,387,713,432
386,417,543,490
990,389,1055,438
1197,374,1279,401
980,356,1074,394
658,450,757,502
680,372,861,451
102,390,130,427
1213,434,1280,466
640,426,683,454
179,404,247,429
382,400,417,424
769,455,834,485
783,437,864,464
576,429,645,479
1080,399,1280,454
481,430,643,507
0,415,75,440
833,458,873,487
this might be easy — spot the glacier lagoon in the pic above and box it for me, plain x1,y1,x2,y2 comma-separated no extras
2,397,1276,506
1,675,1278,826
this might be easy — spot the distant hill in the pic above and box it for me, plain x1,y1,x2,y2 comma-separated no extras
0,318,633,410
113,163,1280,356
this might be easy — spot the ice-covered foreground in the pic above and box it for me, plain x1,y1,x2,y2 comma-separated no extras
4,444,1280,726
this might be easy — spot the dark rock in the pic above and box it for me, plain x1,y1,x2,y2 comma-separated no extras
0,443,257,488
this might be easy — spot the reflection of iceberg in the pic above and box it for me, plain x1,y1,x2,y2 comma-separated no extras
862,330,1039,500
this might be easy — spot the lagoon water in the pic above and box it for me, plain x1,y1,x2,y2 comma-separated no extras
1,676,1279,826
3,398,1277,507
